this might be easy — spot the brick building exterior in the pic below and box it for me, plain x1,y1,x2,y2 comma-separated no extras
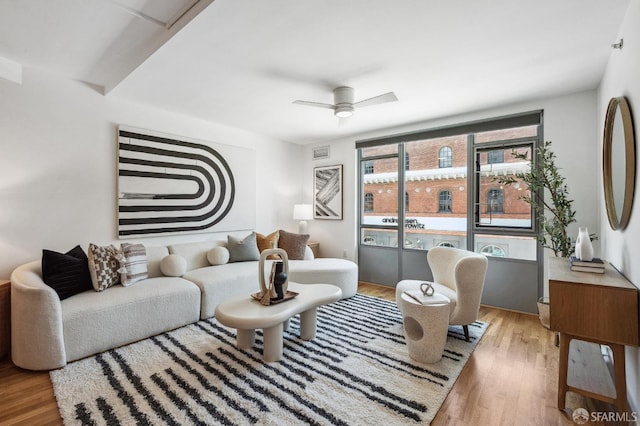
362,135,531,223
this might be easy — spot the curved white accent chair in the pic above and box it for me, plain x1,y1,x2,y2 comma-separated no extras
396,246,488,341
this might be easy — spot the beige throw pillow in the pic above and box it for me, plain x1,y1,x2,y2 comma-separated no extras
256,231,280,259
278,229,309,260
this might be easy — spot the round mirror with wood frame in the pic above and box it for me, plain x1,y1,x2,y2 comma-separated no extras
603,96,636,230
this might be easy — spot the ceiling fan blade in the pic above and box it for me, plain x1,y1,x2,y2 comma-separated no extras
354,92,398,108
293,100,335,110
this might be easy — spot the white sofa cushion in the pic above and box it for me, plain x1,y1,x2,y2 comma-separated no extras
183,262,259,319
62,277,200,363
288,258,358,298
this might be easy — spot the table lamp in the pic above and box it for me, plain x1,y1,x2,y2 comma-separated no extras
293,204,313,235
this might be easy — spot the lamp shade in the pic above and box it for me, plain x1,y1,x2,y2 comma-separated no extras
293,204,313,220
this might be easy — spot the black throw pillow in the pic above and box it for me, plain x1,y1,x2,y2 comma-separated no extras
42,245,93,300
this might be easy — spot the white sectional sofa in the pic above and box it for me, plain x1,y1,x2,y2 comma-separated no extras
10,241,358,371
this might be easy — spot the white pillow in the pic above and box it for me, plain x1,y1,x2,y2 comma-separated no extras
160,254,187,277
207,246,230,265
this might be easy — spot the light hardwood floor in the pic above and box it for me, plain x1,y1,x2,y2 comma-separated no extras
0,282,617,425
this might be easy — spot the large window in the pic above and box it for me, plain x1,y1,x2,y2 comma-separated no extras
358,111,540,260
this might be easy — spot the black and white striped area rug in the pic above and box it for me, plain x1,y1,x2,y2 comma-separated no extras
51,294,487,425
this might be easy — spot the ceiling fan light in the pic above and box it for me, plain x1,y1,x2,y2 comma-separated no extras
335,106,353,118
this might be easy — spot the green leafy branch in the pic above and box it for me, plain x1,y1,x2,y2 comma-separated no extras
495,141,580,258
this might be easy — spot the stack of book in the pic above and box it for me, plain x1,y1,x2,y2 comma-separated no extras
569,256,605,273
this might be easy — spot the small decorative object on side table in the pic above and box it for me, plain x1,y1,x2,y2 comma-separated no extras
0,280,10,360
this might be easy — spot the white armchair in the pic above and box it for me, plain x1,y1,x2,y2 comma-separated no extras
396,247,488,341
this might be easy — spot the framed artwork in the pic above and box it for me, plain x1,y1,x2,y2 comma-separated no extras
314,164,343,220
117,125,256,237
312,145,330,160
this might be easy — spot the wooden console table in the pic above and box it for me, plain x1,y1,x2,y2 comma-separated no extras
549,257,638,414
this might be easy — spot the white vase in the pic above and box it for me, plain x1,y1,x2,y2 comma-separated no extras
574,227,594,261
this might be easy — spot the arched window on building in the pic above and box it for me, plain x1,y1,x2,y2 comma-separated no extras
364,192,374,212
438,146,452,168
364,160,374,174
481,244,506,257
438,190,452,213
405,152,410,171
437,241,455,248
487,188,504,213
487,149,504,164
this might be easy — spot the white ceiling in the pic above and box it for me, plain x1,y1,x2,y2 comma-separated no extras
0,0,631,145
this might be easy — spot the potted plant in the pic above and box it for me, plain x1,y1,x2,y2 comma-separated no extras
496,141,594,331
495,140,587,258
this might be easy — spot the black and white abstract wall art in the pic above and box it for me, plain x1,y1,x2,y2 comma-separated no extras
117,126,255,237
314,164,343,220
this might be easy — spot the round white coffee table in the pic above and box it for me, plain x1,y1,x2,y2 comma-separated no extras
398,291,450,363
214,282,342,362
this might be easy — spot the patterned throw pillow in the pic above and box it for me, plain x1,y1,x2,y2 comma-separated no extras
87,243,121,292
119,243,148,286
227,232,261,262
278,229,309,260
256,231,279,259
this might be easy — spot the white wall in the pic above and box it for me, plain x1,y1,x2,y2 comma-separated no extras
0,67,304,278
304,90,599,270
598,0,640,412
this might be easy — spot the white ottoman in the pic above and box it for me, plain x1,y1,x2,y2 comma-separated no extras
398,292,450,363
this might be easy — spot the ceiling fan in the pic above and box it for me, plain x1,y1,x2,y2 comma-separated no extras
293,86,398,118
